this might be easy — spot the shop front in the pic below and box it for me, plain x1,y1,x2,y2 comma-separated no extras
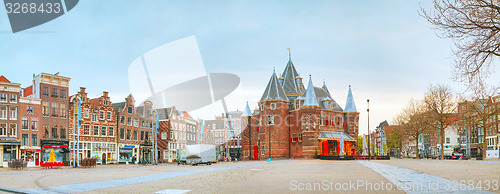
20,146,41,167
0,140,21,167
40,140,69,167
118,144,138,164
140,145,152,164
91,142,117,165
318,131,356,156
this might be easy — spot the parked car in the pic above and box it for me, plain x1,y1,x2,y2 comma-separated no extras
451,152,463,160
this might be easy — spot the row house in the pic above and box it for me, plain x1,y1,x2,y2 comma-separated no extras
19,84,42,167
69,87,117,165
458,98,500,158
112,94,153,164
0,76,21,167
225,111,243,160
203,119,227,160
32,73,71,166
156,119,171,162
156,106,197,162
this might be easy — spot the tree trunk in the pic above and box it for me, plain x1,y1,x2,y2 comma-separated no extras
416,137,419,159
440,126,444,160
483,128,487,160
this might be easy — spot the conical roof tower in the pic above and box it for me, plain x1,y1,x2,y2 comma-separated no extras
344,85,358,112
260,70,289,102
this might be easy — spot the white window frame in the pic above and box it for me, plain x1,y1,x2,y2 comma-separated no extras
0,94,7,102
0,123,6,137
0,106,7,120
9,106,17,120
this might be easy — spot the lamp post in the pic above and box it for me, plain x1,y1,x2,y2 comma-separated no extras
367,99,370,161
268,115,271,159
154,110,158,165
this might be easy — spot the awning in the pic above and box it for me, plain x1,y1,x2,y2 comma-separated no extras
318,131,355,141
0,141,21,145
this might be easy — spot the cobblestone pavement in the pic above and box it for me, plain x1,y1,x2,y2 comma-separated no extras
0,158,498,193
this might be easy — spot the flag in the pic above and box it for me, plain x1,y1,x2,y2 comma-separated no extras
286,48,290,51
156,112,159,134
77,99,81,128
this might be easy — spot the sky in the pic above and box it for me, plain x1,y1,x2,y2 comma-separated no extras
0,0,474,135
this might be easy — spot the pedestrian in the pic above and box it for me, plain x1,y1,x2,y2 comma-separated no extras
132,155,136,164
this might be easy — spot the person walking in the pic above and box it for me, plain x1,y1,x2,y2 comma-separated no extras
132,155,136,164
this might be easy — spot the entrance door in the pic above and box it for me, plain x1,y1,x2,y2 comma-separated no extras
35,153,39,166
102,153,106,165
253,145,258,160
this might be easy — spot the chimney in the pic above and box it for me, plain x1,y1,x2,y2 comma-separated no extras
103,91,109,97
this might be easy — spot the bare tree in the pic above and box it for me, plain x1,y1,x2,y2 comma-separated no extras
424,84,457,159
420,0,500,82
460,78,500,160
399,99,432,159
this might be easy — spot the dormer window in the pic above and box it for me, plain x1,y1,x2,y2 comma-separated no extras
261,105,264,111
271,103,276,110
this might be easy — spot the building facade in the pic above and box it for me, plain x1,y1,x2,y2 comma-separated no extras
19,84,42,167
241,55,360,160
0,76,21,167
113,94,153,164
32,73,71,166
69,87,118,165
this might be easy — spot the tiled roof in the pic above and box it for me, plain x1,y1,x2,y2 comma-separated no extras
23,85,33,97
0,75,11,83
260,70,288,101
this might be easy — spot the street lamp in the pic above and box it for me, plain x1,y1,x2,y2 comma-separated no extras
268,115,272,159
153,109,158,165
367,99,370,161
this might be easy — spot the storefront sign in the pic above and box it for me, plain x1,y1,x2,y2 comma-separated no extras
20,146,42,151
121,145,136,148
43,145,69,148
120,148,133,153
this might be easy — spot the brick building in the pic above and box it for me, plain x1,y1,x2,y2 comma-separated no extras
19,84,43,167
112,94,153,164
69,87,118,165
241,55,360,160
31,73,71,165
0,76,21,167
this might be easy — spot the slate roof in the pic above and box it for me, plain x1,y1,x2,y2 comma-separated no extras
242,102,252,116
260,70,289,101
313,87,343,112
302,76,319,106
319,131,355,140
280,59,304,95
344,86,358,112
